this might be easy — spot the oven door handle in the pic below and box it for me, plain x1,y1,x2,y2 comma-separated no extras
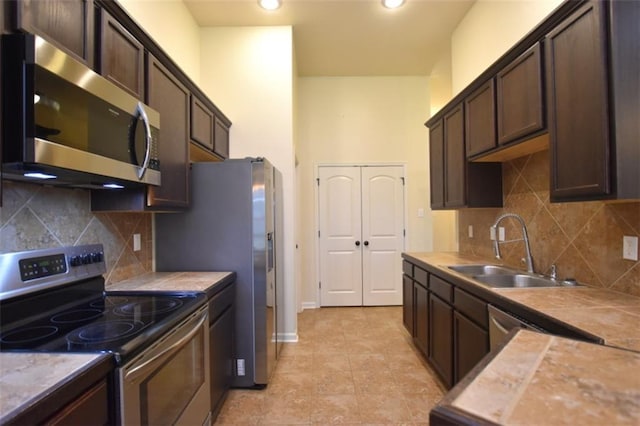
124,310,207,384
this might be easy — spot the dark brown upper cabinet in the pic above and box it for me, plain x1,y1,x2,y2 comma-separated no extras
214,117,230,159
444,105,466,208
146,54,190,209
464,80,496,158
429,104,502,210
546,0,639,202
497,43,544,146
98,9,144,100
13,0,94,66
191,95,215,151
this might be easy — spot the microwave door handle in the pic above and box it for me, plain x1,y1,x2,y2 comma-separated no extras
124,311,207,384
135,102,152,180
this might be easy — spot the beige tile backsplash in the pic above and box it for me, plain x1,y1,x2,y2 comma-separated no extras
0,181,152,285
459,150,640,297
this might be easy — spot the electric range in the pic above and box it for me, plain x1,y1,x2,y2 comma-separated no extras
0,244,206,364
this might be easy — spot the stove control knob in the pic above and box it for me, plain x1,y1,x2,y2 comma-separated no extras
69,255,82,267
91,252,103,263
82,254,92,265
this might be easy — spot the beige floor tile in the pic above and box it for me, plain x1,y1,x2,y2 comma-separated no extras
214,306,447,425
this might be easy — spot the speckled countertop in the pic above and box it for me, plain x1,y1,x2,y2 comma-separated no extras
433,329,640,425
0,353,112,424
403,252,640,351
107,271,235,297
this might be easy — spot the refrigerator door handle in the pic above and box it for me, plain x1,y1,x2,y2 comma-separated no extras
267,232,274,271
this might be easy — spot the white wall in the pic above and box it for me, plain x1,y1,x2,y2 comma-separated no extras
451,0,563,94
199,27,297,340
297,76,431,306
117,0,201,84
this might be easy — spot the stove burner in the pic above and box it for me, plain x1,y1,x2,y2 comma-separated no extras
1,326,59,344
67,320,146,347
114,298,183,317
51,309,103,324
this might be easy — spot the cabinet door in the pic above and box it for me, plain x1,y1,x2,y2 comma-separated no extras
99,9,144,99
413,282,428,356
497,43,544,145
546,1,611,200
428,294,453,388
454,312,489,383
45,379,111,425
214,117,230,159
465,80,496,157
147,54,190,208
429,119,444,209
402,275,414,335
15,0,94,66
210,306,234,420
191,95,214,151
444,105,465,208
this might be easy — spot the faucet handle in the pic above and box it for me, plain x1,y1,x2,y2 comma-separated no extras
550,264,558,280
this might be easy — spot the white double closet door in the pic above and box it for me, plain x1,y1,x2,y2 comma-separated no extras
318,165,405,306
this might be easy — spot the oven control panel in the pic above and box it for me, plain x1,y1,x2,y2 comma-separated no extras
0,244,106,301
19,253,67,281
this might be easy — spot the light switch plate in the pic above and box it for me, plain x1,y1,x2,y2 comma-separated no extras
468,225,474,238
498,227,506,242
623,236,638,261
417,208,424,218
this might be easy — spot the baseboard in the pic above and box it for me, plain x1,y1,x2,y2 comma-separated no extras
278,332,299,343
301,301,317,310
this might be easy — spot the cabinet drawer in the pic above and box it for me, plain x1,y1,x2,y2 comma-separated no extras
454,288,488,328
430,275,452,303
414,267,428,288
208,283,235,324
402,261,413,277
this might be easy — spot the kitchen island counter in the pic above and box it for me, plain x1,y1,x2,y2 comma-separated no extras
108,271,235,298
0,353,114,425
431,329,640,425
403,252,640,351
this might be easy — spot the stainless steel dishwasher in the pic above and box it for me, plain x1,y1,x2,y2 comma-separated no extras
487,305,546,351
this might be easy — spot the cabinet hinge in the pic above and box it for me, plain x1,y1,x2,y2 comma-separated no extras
401,177,405,185
403,229,406,237
316,178,320,186
318,230,320,238
319,281,321,289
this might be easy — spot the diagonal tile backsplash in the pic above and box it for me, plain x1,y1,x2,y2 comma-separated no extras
458,150,640,297
0,181,152,285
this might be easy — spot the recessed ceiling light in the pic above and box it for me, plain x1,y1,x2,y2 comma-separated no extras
258,0,281,11
382,0,405,9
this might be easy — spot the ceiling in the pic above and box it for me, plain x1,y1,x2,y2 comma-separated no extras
183,0,475,76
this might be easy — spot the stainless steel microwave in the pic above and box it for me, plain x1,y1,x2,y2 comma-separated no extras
1,34,161,189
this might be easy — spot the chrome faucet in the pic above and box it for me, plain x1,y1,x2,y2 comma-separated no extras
491,213,535,274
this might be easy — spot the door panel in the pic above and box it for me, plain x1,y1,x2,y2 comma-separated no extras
319,167,363,306
362,167,405,305
319,165,405,307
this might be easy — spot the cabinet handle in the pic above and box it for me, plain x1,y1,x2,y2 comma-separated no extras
364,241,369,246
355,241,361,246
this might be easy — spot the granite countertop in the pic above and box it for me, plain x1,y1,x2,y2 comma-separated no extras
107,271,235,298
0,353,112,424
433,329,640,425
403,252,640,352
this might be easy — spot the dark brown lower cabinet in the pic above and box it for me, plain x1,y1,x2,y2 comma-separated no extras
402,275,414,335
454,312,489,382
413,282,429,356
429,295,453,388
45,379,110,426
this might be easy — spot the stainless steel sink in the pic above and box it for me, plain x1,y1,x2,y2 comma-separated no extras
472,274,563,288
448,264,517,276
447,264,581,288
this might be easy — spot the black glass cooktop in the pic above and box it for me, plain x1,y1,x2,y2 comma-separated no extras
0,292,206,363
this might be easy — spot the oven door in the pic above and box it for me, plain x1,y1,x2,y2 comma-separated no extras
119,305,211,426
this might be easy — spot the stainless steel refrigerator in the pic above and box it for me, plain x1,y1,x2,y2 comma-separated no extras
155,158,283,388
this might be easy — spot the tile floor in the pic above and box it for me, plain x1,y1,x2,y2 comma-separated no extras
215,306,446,425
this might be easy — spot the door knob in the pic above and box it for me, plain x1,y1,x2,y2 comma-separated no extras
355,241,361,246
364,241,369,246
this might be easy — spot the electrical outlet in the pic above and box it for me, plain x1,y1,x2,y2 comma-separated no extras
490,226,496,241
468,225,474,238
498,227,506,242
623,236,638,261
133,233,141,252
